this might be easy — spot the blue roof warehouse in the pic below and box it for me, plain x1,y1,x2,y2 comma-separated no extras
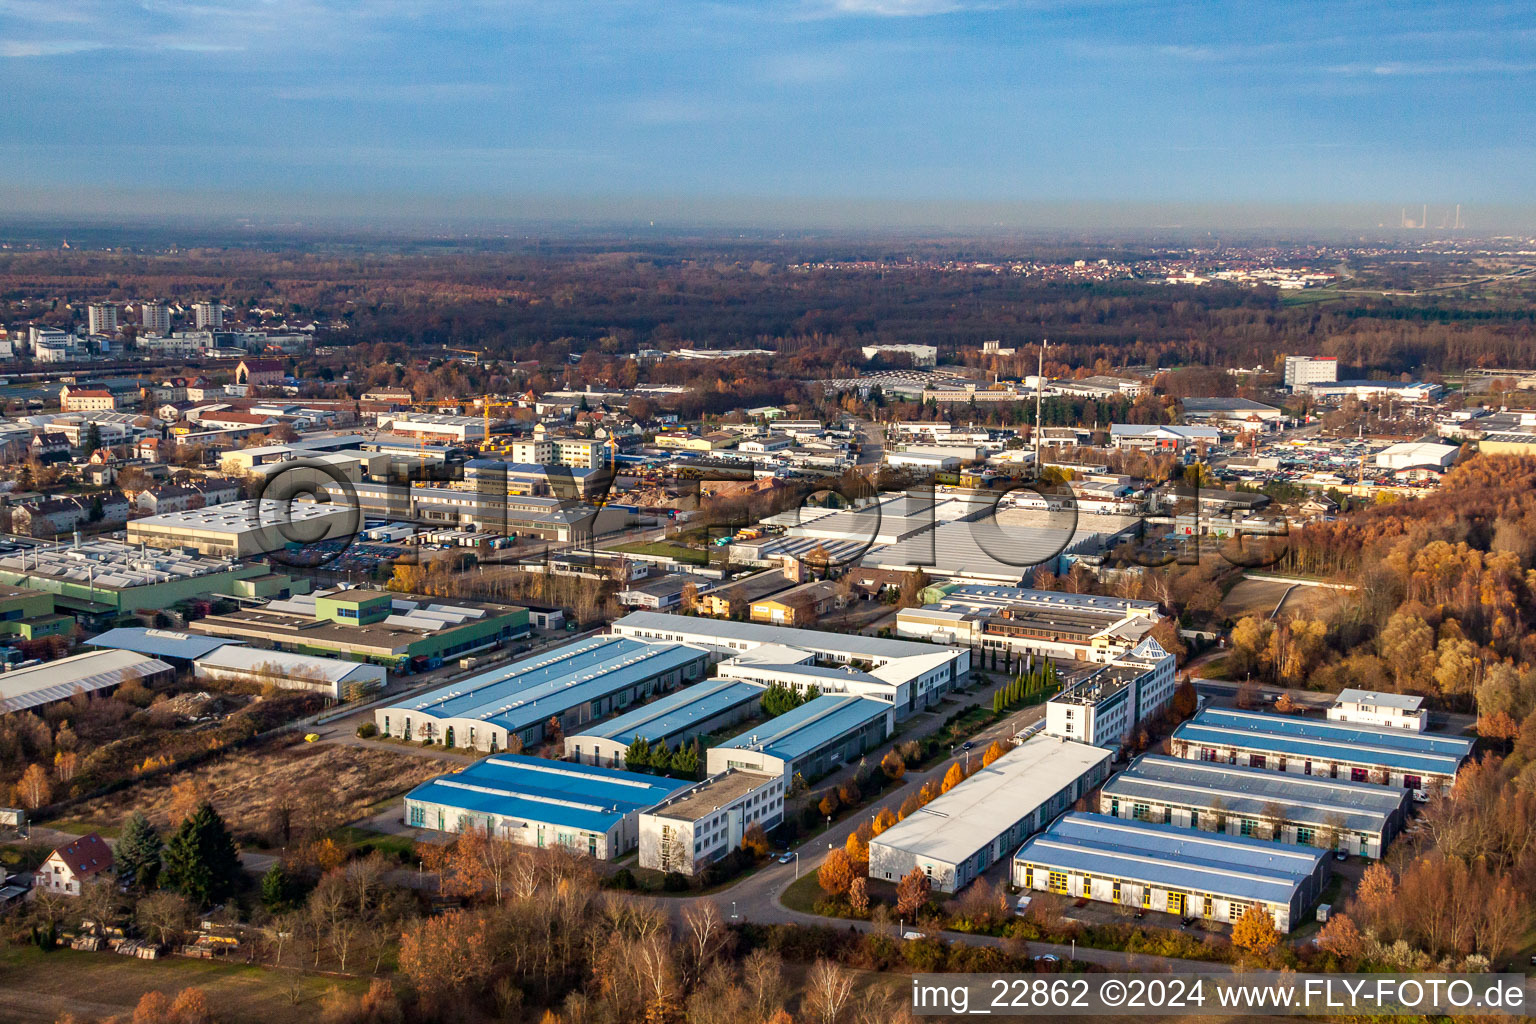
1170,707,1474,796
705,693,894,782
373,635,710,752
403,754,688,859
568,677,766,768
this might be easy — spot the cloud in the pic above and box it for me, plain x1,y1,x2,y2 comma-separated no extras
0,39,107,57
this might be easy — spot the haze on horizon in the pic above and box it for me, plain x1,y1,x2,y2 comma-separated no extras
3,0,1534,232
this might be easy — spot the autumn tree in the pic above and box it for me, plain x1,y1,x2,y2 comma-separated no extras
871,807,897,836
847,876,870,915
895,867,931,917
844,822,872,864
16,762,51,809
817,849,855,898
940,761,965,794
981,740,1009,767
1231,905,1280,955
879,749,905,780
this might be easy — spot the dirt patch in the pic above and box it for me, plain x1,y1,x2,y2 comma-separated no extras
62,738,446,838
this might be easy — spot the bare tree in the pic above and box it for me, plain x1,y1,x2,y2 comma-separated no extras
742,948,788,1020
804,958,856,1024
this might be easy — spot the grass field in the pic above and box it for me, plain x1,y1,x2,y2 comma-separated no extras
0,945,370,1024
1279,289,1344,306
610,540,708,565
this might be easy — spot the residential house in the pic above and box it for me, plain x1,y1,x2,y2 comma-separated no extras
235,358,286,386
13,493,131,537
38,833,113,896
60,387,117,413
135,480,241,515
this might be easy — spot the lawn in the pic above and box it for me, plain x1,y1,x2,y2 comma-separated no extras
1279,288,1344,306
609,540,708,565
0,944,370,1024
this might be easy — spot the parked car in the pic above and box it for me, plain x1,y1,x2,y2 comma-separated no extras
778,852,795,864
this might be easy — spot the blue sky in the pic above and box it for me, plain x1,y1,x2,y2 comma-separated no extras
2,1,1534,225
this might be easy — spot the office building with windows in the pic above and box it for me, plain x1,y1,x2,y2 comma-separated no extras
638,769,785,875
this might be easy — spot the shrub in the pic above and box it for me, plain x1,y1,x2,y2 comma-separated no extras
662,871,690,892
611,868,636,890
356,722,378,739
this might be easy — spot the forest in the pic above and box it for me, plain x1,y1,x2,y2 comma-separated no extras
6,244,1536,387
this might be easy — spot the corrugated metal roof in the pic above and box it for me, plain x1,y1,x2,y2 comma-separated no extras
714,693,889,760
381,635,707,734
872,736,1112,865
1172,708,1473,775
1015,813,1325,905
570,677,764,746
1102,755,1409,833
84,627,237,662
404,754,687,833
0,650,173,713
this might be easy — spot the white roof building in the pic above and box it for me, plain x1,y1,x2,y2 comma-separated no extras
192,645,387,700
868,735,1113,893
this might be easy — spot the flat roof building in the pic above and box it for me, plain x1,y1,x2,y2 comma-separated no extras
127,499,359,558
897,584,1162,666
568,677,766,768
1044,638,1176,748
1100,755,1412,859
638,769,785,875
869,735,1113,893
1170,707,1474,797
1013,812,1330,932
403,754,687,859
0,539,305,617
707,694,893,782
84,627,237,665
190,589,528,671
0,650,174,714
1328,689,1426,732
610,611,970,717
374,635,709,752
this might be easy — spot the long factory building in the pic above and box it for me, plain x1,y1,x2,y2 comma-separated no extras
403,754,686,859
1099,755,1412,859
1170,707,1474,797
1014,813,1330,933
868,735,1113,893
705,693,893,781
374,634,710,752
567,677,766,768
609,610,970,717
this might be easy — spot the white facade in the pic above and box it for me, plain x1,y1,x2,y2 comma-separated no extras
868,736,1112,893
87,304,118,336
1374,442,1459,472
638,770,785,875
141,302,171,334
193,302,224,329
1327,689,1425,732
1043,638,1176,747
861,343,938,367
1283,356,1338,390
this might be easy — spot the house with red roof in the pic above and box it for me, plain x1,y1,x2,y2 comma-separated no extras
38,833,113,896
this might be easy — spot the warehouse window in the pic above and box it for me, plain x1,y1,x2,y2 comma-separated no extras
408,805,425,826
1048,871,1067,893
1111,881,1121,903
